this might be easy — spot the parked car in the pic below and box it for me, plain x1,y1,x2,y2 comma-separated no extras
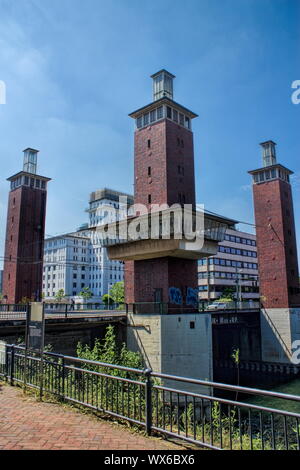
206,302,228,310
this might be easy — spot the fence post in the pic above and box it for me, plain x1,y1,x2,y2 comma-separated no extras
10,345,15,385
5,344,9,382
61,355,65,400
39,351,44,399
144,368,153,435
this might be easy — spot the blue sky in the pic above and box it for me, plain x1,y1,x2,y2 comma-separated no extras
0,0,299,268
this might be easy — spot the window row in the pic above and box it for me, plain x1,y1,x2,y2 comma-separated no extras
224,234,256,246
136,105,191,130
218,245,257,258
198,257,258,270
252,168,290,184
198,271,258,281
11,175,46,190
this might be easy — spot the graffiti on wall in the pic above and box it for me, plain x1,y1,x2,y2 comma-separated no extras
186,287,198,307
169,287,182,305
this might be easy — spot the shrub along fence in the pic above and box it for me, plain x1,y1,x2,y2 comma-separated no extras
0,344,300,450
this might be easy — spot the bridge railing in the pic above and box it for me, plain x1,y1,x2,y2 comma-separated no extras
127,301,261,315
0,304,28,319
1,343,300,450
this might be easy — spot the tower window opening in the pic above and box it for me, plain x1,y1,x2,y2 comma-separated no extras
148,166,151,176
148,194,152,203
167,106,172,119
185,116,190,129
150,110,156,123
157,106,163,119
147,139,151,148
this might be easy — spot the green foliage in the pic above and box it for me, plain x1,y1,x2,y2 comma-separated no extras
220,287,235,300
79,287,93,300
77,325,144,373
55,289,66,302
231,348,240,366
102,294,114,305
109,281,124,304
19,296,33,305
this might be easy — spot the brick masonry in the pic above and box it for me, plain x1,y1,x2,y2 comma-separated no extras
3,185,47,304
0,384,185,450
253,178,300,308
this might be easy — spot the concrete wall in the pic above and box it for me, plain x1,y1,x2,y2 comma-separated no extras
127,313,212,395
260,307,300,363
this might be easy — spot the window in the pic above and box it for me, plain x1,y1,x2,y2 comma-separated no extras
147,139,151,148
136,116,143,128
167,106,172,118
143,113,149,126
179,113,184,126
148,166,151,176
173,109,178,122
184,116,190,129
157,106,163,119
148,194,152,203
150,110,156,122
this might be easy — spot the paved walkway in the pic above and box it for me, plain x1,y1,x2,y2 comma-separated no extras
0,384,184,450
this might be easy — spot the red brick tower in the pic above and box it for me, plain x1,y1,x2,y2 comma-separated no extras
249,141,300,308
249,141,300,362
125,70,199,308
3,149,51,304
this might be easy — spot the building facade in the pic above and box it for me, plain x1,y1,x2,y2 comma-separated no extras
43,233,90,299
3,148,51,304
198,228,259,302
43,188,133,300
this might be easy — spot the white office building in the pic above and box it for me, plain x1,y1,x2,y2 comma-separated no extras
43,188,133,301
198,228,259,302
43,233,91,299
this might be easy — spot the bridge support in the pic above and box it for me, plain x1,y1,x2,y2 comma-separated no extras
260,307,300,364
127,312,213,396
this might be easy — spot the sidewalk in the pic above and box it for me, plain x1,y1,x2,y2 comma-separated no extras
0,384,185,450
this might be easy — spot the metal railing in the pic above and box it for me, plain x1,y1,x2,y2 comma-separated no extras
127,301,260,315
1,344,300,450
0,303,126,320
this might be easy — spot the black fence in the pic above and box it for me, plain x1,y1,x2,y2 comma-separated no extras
1,344,300,450
0,303,126,320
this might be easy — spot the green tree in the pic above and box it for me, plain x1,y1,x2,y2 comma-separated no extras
55,289,66,302
109,281,124,304
79,287,93,301
219,287,235,301
77,324,144,373
231,348,240,399
102,293,114,306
